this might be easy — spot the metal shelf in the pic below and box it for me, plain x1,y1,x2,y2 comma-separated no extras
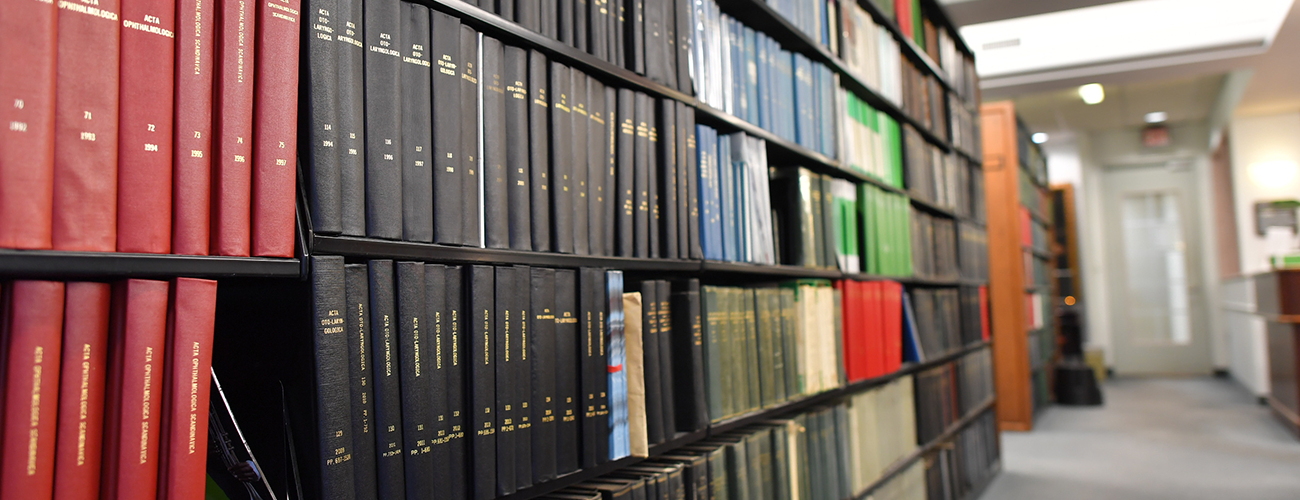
0,249,302,279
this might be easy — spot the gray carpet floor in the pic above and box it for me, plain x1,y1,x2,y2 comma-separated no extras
978,377,1300,500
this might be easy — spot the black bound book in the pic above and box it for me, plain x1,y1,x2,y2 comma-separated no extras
575,0,588,51
587,77,606,257
529,267,558,482
641,281,664,444
541,0,558,39
306,0,340,234
401,4,433,243
494,266,517,495
646,100,660,259
613,0,625,68
626,0,645,74
396,261,435,499
482,36,509,250
604,87,618,256
368,260,406,500
424,264,451,500
673,0,691,93
308,257,357,498
550,63,575,254
682,106,701,259
445,266,470,500
337,0,367,236
662,0,676,89
517,0,538,32
659,100,677,259
673,102,688,258
364,0,403,239
468,265,496,500
588,0,603,60
554,269,581,474
582,268,611,465
504,47,532,251
514,265,534,488
343,264,379,500
559,0,574,46
527,51,552,252
616,90,635,257
671,279,706,431
499,0,514,21
431,12,463,245
571,72,590,256
655,280,676,438
633,93,650,258
461,28,483,247
643,0,664,84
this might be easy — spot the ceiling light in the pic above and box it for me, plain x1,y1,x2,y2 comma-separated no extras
1079,83,1104,104
1032,133,1048,144
1249,160,1298,188
1145,111,1168,123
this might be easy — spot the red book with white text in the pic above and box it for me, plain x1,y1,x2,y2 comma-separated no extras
100,279,170,500
52,282,112,500
0,0,57,250
172,0,216,255
117,0,176,253
157,278,218,500
0,281,66,500
211,0,257,256
251,0,302,257
52,0,121,252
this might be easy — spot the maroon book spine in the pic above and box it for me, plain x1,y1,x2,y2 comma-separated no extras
172,0,215,256
157,278,217,500
100,279,170,500
52,0,121,252
0,281,66,500
0,0,57,250
117,0,177,254
251,0,302,257
211,0,256,256
52,282,112,500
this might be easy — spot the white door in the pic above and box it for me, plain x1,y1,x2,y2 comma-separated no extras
1102,164,1212,374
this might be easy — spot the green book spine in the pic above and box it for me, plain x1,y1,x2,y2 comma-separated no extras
743,289,760,414
724,288,741,418
703,287,724,423
727,442,749,500
756,289,776,408
766,290,787,404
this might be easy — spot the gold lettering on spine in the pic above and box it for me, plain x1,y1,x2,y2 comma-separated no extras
412,317,421,377
187,342,201,453
75,344,91,465
25,347,45,475
139,347,154,464
482,309,489,365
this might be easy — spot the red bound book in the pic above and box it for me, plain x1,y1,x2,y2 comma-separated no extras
867,281,885,378
52,0,121,252
979,286,990,341
211,0,257,256
100,279,170,500
172,0,216,255
157,278,217,500
52,282,111,500
0,281,65,500
117,0,176,253
846,281,868,382
0,0,57,250
882,281,903,374
251,0,302,257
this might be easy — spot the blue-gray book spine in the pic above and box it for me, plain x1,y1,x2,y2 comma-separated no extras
606,270,630,459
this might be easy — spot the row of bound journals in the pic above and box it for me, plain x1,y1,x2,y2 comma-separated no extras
0,278,219,500
1,0,301,257
540,373,999,500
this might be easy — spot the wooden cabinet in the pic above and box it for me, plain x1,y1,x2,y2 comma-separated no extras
1257,270,1300,436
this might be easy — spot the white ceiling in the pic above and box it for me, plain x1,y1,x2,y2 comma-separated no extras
1011,74,1225,133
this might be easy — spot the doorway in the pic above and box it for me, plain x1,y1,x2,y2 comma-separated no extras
1101,163,1213,375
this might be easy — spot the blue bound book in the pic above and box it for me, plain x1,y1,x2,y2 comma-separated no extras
718,135,736,262
607,270,630,459
744,27,759,126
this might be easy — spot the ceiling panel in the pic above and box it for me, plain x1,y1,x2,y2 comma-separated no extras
1009,74,1226,134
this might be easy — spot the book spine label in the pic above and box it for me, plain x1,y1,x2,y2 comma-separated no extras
505,48,532,251
527,50,551,251
250,0,301,256
616,89,635,257
469,265,496,500
431,12,462,245
400,4,433,243
529,268,557,482
445,266,469,500
172,0,215,253
363,0,402,240
571,73,590,255
336,0,366,236
52,283,109,500
493,266,517,495
1,282,65,499
482,36,509,249
397,261,435,499
550,63,574,253
344,264,379,500
553,269,581,474
117,0,175,254
0,0,56,250
103,279,170,500
460,27,482,247
211,0,255,255
157,278,218,500
52,0,120,252
368,260,407,500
